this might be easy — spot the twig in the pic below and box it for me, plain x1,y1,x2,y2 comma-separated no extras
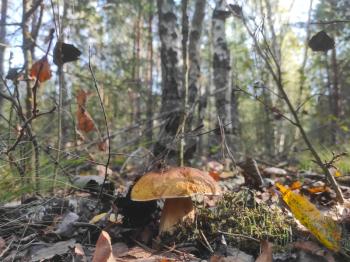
88,47,112,205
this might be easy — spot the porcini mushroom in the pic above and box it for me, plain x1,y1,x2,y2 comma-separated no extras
131,166,221,233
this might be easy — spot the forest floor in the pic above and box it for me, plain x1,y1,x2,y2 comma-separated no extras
0,157,350,262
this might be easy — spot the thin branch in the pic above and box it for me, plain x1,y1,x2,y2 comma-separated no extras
88,48,112,205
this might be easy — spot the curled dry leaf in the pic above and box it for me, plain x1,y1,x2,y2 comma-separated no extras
0,237,6,254
30,57,52,83
76,89,92,108
77,108,95,133
256,240,273,262
293,241,335,262
98,139,108,152
92,230,115,262
53,41,82,66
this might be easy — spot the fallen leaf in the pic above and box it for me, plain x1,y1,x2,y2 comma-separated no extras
307,186,329,194
293,241,335,262
125,246,152,259
90,213,108,224
92,231,115,262
111,242,129,258
276,182,342,251
96,164,113,177
0,237,6,254
77,108,95,133
30,57,51,83
74,243,87,262
31,239,76,261
256,240,273,262
329,167,342,177
98,139,108,152
209,171,220,181
54,211,79,238
290,181,302,191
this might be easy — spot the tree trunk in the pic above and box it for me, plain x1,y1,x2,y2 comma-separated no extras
184,0,206,160
330,47,339,144
135,2,142,145
0,0,7,114
22,0,33,119
146,1,154,143
154,0,182,162
212,0,234,150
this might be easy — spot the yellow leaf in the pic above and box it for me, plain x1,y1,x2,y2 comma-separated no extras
275,182,342,251
90,213,107,224
329,167,342,177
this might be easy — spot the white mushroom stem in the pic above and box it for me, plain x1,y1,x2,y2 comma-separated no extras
159,197,195,234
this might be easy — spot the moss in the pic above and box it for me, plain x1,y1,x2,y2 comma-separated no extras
162,190,296,255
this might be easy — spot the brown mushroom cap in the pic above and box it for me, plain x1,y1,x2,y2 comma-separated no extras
131,166,221,201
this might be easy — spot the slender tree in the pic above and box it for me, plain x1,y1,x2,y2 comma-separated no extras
0,0,7,114
154,0,182,162
212,0,236,150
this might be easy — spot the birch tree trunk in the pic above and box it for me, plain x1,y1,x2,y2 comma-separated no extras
184,0,206,160
0,0,7,114
154,0,182,161
212,0,235,150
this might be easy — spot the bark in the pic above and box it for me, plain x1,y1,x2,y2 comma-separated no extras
179,0,188,166
21,0,42,193
212,0,234,149
0,0,7,114
261,82,275,158
185,0,206,160
330,47,339,144
145,2,154,143
154,0,182,161
134,3,142,145
60,0,70,146
22,0,33,119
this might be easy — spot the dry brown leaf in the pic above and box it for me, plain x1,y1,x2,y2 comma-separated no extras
209,171,220,181
30,57,51,83
77,108,95,133
112,242,129,258
125,246,152,259
255,240,273,262
293,241,335,262
92,231,115,262
76,89,92,108
96,165,113,177
74,243,87,262
0,237,6,254
98,139,108,152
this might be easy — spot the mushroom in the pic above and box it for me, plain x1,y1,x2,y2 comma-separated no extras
131,166,221,233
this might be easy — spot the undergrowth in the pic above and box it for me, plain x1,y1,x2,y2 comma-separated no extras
163,190,296,256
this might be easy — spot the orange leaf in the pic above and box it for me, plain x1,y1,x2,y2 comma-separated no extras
290,180,302,190
30,57,51,83
92,231,115,262
77,108,95,133
209,171,220,181
307,186,329,194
